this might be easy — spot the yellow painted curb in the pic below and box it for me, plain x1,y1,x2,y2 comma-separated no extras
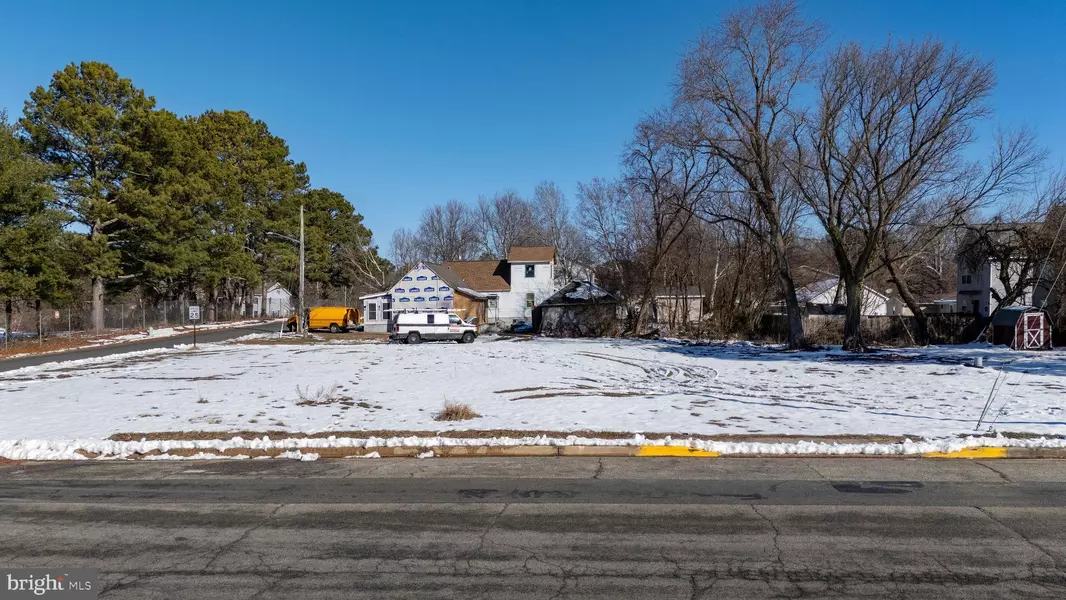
921,447,1008,459
635,446,720,457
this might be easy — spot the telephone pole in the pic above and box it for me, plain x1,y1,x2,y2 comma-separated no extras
299,204,306,337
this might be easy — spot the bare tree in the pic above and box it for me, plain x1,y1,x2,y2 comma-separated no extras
792,39,1040,351
534,180,589,282
577,177,637,295
675,0,826,349
341,240,392,292
625,112,719,333
416,199,479,262
476,191,538,258
389,227,420,272
959,177,1066,332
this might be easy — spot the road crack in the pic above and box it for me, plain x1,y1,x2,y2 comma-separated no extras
751,504,785,573
203,503,284,571
975,506,1062,569
974,461,1012,482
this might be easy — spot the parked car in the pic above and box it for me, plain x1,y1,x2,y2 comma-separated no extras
391,311,478,344
0,328,38,342
285,306,360,333
509,320,533,334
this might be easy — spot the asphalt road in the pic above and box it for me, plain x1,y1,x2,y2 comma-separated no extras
0,322,282,372
2,457,1065,599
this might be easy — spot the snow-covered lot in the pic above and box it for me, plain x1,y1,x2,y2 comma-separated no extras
2,336,1065,442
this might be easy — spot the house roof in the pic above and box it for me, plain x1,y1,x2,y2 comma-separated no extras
655,286,702,298
991,305,1042,326
540,281,618,306
456,287,489,300
796,278,887,303
508,246,556,263
439,260,511,292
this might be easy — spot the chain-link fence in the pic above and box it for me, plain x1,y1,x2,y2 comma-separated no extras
2,299,268,341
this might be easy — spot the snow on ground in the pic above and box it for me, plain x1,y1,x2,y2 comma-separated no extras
88,319,278,345
2,337,1065,447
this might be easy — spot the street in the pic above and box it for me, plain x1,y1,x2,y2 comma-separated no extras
2,457,1065,599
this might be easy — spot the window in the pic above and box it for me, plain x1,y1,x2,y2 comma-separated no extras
449,315,462,325
368,304,377,321
961,274,972,284
525,264,535,278
526,293,535,308
427,314,435,324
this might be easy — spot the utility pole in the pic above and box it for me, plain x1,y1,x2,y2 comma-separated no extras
266,203,307,338
299,204,306,337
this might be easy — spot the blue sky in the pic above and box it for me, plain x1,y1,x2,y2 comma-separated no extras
1,0,1064,248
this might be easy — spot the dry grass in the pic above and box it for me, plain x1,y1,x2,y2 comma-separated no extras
295,383,352,406
434,400,481,422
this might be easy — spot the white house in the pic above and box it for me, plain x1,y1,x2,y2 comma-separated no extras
360,246,559,331
253,283,293,318
796,278,896,316
956,254,1044,317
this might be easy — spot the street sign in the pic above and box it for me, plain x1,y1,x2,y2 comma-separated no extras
189,305,201,321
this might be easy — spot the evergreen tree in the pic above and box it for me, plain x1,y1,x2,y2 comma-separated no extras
0,111,80,339
191,110,308,317
20,62,155,330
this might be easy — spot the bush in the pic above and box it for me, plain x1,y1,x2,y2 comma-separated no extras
434,400,481,421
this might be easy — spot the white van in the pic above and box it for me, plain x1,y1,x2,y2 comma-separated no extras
391,311,478,344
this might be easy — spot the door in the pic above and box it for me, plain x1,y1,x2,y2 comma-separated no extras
1023,313,1045,349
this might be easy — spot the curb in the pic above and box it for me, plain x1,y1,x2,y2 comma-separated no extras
70,445,1066,460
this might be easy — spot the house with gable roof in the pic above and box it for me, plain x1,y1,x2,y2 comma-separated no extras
360,246,558,332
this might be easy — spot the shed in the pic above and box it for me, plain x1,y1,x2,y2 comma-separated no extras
654,286,704,324
533,281,620,337
991,306,1052,350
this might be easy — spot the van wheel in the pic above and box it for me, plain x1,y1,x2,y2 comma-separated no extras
461,332,475,344
406,332,421,344
329,323,341,334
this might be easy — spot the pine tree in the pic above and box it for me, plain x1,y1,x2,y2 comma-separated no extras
20,62,155,331
0,111,80,341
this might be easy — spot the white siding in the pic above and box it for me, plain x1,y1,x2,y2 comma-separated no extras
497,262,556,322
956,257,1037,317
807,283,888,316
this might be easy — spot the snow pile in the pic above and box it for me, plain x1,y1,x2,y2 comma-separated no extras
2,433,1065,461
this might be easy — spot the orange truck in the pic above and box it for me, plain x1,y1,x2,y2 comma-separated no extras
285,306,360,333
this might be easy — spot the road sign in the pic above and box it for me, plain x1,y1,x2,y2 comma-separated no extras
189,305,201,321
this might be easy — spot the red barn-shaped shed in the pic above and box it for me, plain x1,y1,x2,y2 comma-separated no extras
991,306,1052,350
